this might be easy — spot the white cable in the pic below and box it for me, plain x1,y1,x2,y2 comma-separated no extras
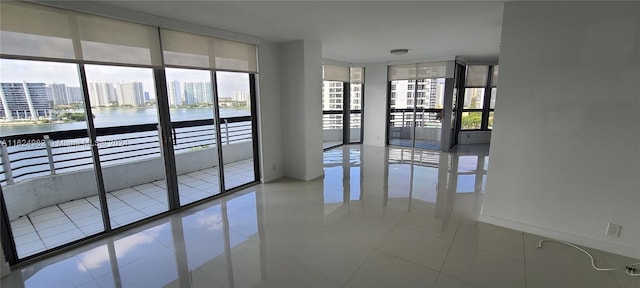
537,239,616,271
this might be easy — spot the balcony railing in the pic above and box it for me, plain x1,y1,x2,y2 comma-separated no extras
0,116,252,185
322,110,361,130
389,109,443,128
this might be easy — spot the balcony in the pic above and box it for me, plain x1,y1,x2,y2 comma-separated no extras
322,112,361,149
1,116,255,258
388,109,442,150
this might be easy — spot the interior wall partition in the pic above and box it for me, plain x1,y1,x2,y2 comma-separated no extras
0,1,260,264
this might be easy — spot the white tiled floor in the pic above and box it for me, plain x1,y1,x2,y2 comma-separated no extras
323,141,342,149
2,146,638,288
9,158,255,258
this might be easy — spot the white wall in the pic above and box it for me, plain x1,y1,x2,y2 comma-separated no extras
482,2,640,258
303,41,324,179
257,40,284,183
280,40,324,181
363,63,387,147
458,131,492,145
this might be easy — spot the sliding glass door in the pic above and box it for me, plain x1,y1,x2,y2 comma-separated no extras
388,79,445,150
415,78,445,149
84,64,169,228
0,2,261,264
388,79,417,148
216,71,257,190
322,80,344,149
322,65,364,149
387,62,451,150
164,68,221,205
1,65,261,263
349,67,364,143
0,59,105,258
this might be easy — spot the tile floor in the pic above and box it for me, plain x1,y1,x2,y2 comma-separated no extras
2,146,638,288
9,158,255,258
323,141,343,149
388,138,441,150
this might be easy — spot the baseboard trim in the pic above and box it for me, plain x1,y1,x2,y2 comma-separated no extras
479,214,640,259
303,171,324,181
260,174,282,183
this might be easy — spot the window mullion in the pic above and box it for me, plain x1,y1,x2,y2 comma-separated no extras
481,66,493,130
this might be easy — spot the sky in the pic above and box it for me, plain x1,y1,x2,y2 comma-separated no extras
0,59,249,99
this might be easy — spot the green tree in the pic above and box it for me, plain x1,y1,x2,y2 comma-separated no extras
461,113,482,129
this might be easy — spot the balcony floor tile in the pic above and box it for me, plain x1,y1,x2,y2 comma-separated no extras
9,158,255,258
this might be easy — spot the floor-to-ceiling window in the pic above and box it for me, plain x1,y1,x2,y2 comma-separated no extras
459,65,498,131
0,59,106,258
387,62,452,150
349,67,364,143
85,64,170,228
322,65,364,149
0,1,260,264
164,67,221,206
216,71,258,190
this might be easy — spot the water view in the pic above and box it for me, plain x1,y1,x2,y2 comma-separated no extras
0,107,249,137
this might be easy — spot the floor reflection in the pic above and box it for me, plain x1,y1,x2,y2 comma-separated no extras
7,145,629,288
322,145,489,224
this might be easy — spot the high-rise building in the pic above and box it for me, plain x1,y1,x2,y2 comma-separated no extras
66,87,83,103
350,84,361,110
390,79,445,111
390,80,411,109
49,83,70,106
167,80,182,106
183,82,212,105
116,82,144,107
321,81,343,110
464,86,483,109
88,82,116,107
0,82,52,120
388,78,446,126
232,91,250,107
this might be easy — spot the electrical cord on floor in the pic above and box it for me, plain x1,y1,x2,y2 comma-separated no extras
537,239,616,271
537,239,640,276
625,262,640,276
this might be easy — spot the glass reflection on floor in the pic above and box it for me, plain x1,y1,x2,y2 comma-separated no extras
5,144,491,288
322,145,489,225
6,189,263,288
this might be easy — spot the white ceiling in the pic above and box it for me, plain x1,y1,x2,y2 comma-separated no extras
99,1,504,64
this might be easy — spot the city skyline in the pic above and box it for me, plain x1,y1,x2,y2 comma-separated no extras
0,59,251,101
0,79,252,121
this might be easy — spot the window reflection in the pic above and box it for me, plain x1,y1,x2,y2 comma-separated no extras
320,146,486,216
21,190,261,288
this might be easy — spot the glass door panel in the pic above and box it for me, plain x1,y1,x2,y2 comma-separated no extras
216,71,256,190
85,65,168,228
0,59,104,258
349,83,362,143
322,80,344,148
413,78,444,150
389,79,445,150
165,68,220,205
388,80,416,147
